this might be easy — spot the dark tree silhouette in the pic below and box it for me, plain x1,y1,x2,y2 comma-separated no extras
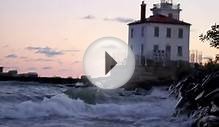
200,24,219,49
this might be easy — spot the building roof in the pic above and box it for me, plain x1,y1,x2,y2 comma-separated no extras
128,15,191,26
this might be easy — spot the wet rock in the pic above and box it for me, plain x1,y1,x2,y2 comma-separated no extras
210,102,219,116
64,87,97,104
170,71,219,127
196,115,219,127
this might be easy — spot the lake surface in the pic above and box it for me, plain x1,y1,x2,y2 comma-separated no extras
0,81,192,127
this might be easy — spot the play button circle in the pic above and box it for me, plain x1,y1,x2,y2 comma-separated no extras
83,37,135,89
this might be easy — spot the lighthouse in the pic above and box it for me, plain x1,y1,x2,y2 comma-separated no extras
128,0,191,65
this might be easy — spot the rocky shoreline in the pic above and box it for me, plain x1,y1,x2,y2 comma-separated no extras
0,75,92,87
169,70,219,127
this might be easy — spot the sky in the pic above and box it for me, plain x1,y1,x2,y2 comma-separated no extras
0,0,218,77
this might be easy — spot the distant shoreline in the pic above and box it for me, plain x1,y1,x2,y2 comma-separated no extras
0,75,87,85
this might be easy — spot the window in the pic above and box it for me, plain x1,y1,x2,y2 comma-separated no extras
177,46,183,56
154,27,159,37
131,28,134,38
141,44,144,55
153,45,159,52
166,45,171,60
166,28,171,38
153,45,159,58
141,27,144,37
178,28,183,38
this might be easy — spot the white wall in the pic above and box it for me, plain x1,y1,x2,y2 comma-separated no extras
128,24,147,64
128,23,190,63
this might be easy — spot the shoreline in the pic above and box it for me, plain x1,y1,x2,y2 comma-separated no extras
0,75,84,85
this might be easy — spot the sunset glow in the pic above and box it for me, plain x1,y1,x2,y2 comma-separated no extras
0,0,218,77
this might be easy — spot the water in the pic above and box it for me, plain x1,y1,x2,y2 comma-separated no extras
0,81,192,127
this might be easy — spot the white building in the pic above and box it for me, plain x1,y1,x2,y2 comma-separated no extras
128,0,191,65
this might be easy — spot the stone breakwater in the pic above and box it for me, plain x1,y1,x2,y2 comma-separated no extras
169,71,219,127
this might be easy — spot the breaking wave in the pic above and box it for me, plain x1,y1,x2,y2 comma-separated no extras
0,89,175,120
0,82,193,127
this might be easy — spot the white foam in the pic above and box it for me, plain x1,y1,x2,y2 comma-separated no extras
0,91,176,120
0,94,89,119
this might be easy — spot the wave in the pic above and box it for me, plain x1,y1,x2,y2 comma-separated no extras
0,91,175,120
0,94,88,119
0,81,66,103
0,86,194,127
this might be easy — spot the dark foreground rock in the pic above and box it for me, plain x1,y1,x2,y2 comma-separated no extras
170,71,219,127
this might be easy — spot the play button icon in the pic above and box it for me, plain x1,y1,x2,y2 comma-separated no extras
83,37,135,89
105,52,117,75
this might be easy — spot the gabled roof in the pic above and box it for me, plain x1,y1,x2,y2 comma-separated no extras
128,15,191,26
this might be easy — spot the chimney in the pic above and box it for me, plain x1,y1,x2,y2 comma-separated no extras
0,67,3,73
141,1,146,21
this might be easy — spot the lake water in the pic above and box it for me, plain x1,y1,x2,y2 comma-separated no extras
0,81,193,127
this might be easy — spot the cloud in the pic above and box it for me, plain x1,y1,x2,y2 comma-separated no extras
20,56,28,59
104,17,134,23
34,58,54,62
26,46,64,57
5,54,18,59
23,58,54,62
42,66,52,70
82,15,95,20
81,15,134,23
62,49,80,53
73,61,80,64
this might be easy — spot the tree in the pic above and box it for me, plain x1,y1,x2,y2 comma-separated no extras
199,24,219,49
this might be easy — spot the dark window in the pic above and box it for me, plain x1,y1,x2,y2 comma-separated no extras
153,45,159,52
131,28,134,38
141,44,144,55
177,46,183,56
141,27,144,37
166,45,171,60
166,28,171,38
178,28,183,38
154,27,159,37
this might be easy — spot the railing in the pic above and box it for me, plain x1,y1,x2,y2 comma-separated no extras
153,3,180,10
135,50,172,66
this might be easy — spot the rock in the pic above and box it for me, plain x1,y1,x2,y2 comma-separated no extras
210,102,219,116
196,115,219,127
64,87,97,104
170,70,219,127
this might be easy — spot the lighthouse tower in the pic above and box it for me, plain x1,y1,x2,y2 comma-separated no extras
151,0,181,20
128,0,191,65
